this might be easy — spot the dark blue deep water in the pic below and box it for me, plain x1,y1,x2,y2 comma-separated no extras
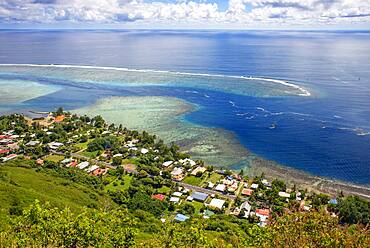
0,30,369,185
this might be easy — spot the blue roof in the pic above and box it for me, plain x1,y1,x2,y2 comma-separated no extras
191,191,209,202
174,214,189,222
329,199,338,205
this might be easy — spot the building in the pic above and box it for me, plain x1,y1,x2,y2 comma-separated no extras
172,192,183,197
250,183,259,189
179,158,196,167
255,209,270,227
240,201,251,217
215,184,226,192
152,194,166,201
278,192,291,198
91,168,109,176
174,213,189,222
209,198,225,209
48,142,64,150
169,197,180,204
242,188,253,196
191,166,207,175
25,140,40,146
191,191,209,202
77,161,89,170
2,154,17,162
162,161,173,167
86,165,99,173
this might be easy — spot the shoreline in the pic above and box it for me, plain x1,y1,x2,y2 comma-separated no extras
70,96,370,200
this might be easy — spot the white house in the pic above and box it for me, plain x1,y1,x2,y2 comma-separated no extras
209,198,225,209
77,161,89,170
162,161,173,167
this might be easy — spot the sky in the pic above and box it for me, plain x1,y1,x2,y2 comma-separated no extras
0,0,369,29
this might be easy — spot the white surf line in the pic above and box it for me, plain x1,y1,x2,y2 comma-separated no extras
0,63,311,97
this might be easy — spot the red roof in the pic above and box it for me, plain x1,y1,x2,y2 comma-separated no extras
54,115,65,123
68,161,78,167
0,135,11,139
152,194,166,201
242,188,253,196
0,149,10,154
256,209,270,217
91,168,109,176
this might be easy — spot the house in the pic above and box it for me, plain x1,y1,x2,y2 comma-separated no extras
0,149,10,155
240,201,251,217
86,165,99,173
113,153,123,158
215,184,226,192
179,158,196,167
48,142,64,150
169,197,180,203
191,192,209,202
209,198,225,209
140,148,149,154
242,188,253,196
203,210,215,219
207,182,215,189
91,168,109,176
152,194,166,201
174,214,189,222
162,161,173,167
2,154,17,162
186,196,193,201
61,158,73,165
77,161,89,170
36,159,44,165
25,140,40,146
54,115,65,123
255,209,270,227
250,183,259,189
191,166,207,175
172,192,183,197
67,161,77,167
171,167,184,181
328,198,338,205
278,192,291,198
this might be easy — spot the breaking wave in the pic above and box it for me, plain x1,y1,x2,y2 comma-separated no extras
0,64,311,97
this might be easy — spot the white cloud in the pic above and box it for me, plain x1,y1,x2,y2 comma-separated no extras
0,0,369,28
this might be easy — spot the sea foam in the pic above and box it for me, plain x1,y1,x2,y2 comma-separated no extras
0,64,311,97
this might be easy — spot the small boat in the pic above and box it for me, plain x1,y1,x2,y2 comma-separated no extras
269,123,276,129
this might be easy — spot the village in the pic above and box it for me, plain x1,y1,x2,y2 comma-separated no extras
0,110,340,227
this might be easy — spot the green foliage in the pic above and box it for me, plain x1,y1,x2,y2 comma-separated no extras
87,135,119,152
1,200,137,247
128,192,168,217
336,196,370,225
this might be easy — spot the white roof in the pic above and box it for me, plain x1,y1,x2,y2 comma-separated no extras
171,167,183,176
162,161,173,167
186,196,193,201
77,161,89,170
215,184,226,192
169,197,180,203
179,158,196,166
250,183,259,189
209,198,225,209
172,192,183,197
113,153,123,157
208,182,215,188
86,165,99,173
141,148,149,154
278,192,291,198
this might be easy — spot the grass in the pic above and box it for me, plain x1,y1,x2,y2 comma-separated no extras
44,154,64,163
183,176,204,186
105,174,133,192
0,163,114,226
79,150,99,158
206,172,223,184
156,186,171,194
190,201,204,214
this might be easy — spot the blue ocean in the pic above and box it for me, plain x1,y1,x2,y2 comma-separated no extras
0,30,369,185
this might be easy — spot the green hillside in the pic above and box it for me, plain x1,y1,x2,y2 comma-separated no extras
0,160,114,227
